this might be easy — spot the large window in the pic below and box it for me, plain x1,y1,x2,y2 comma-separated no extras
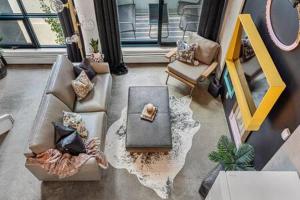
0,0,64,48
117,0,202,46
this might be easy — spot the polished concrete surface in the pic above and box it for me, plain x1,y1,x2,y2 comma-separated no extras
0,64,229,200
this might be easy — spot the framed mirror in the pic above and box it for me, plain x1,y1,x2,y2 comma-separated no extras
226,14,286,131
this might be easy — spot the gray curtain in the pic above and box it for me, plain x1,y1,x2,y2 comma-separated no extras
198,0,226,41
93,0,128,75
58,0,83,62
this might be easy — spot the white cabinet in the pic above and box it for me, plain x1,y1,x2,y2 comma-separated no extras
206,171,300,200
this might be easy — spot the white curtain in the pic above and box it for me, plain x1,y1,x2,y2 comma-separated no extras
217,0,245,78
73,0,102,55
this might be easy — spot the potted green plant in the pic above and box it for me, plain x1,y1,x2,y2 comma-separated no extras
199,135,255,198
90,38,99,53
89,38,104,63
0,36,7,79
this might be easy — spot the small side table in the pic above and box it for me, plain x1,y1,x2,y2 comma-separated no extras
148,4,169,39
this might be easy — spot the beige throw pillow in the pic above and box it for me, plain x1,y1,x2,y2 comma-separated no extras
72,71,94,100
176,43,199,66
188,33,220,65
63,111,88,139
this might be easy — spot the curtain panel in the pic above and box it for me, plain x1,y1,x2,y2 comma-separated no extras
58,0,83,62
198,0,226,41
93,0,127,75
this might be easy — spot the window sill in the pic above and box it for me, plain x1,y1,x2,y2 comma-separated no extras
2,48,67,64
2,47,173,64
122,47,172,63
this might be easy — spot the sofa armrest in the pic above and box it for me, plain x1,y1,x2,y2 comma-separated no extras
90,62,110,74
24,148,35,158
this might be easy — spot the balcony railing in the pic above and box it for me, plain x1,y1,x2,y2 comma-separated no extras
117,0,202,43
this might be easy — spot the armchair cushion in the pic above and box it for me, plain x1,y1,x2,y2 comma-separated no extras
188,33,220,65
167,60,208,84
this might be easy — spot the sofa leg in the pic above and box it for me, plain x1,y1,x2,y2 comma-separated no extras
166,74,170,85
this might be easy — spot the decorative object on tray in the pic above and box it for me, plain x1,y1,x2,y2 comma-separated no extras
89,38,104,63
140,103,158,122
73,58,96,80
105,96,201,199
71,71,94,101
176,40,199,66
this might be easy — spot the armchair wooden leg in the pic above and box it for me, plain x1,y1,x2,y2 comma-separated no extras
189,87,194,97
166,74,170,85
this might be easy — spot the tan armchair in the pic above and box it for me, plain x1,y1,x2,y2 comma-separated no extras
165,33,220,96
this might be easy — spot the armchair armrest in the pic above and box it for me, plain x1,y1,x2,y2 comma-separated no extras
90,62,110,74
165,48,177,62
182,5,202,9
201,61,218,79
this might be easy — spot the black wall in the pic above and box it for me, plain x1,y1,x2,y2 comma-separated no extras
222,0,300,170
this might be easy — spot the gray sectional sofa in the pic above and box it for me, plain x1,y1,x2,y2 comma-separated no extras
24,55,112,181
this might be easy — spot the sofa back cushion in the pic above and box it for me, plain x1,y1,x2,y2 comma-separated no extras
29,94,71,154
188,33,220,65
46,55,76,110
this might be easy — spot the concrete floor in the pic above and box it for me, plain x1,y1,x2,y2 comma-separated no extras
0,64,229,200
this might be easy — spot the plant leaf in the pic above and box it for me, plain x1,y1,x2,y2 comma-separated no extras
217,135,236,157
235,144,255,165
208,151,222,163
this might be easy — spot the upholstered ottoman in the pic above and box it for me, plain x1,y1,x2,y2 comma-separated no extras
126,86,172,152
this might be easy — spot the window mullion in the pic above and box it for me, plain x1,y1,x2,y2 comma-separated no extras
16,0,40,48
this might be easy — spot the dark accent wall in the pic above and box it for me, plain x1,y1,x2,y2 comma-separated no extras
221,0,300,170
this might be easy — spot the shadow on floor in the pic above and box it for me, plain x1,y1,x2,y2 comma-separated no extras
0,132,8,146
40,167,119,200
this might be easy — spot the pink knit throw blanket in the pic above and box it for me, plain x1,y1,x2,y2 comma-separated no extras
27,138,108,179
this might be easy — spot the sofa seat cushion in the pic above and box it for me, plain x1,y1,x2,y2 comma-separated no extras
74,74,112,113
29,94,71,154
167,60,208,84
46,55,76,110
80,112,107,151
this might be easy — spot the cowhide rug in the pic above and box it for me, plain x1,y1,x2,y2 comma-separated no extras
105,96,200,199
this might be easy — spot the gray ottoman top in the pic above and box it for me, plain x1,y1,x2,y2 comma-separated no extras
126,86,172,152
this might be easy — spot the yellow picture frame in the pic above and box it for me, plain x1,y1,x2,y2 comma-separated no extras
225,14,286,131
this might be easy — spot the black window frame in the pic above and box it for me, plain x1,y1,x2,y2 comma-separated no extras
120,0,176,47
0,0,65,49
